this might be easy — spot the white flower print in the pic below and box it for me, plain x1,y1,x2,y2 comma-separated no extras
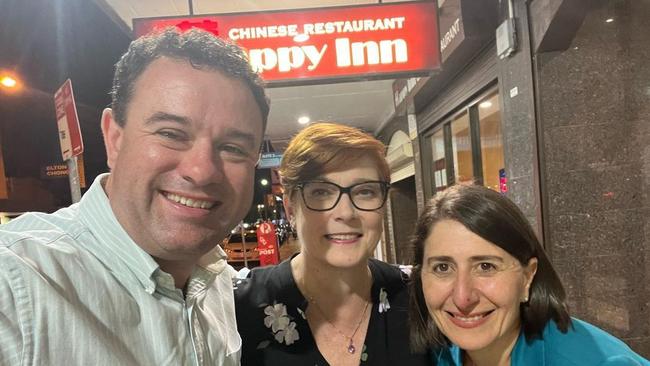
263,302,301,346
378,288,390,313
275,321,300,345
264,304,290,332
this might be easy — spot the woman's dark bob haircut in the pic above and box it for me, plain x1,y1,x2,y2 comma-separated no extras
408,184,571,353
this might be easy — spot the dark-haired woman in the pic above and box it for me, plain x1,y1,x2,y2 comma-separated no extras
408,184,649,366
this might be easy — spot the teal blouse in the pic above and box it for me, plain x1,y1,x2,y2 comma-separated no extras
433,318,649,366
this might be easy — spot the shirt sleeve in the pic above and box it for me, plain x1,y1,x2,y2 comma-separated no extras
598,355,650,366
0,247,28,366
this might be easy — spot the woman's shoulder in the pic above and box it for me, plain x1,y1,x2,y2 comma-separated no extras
520,318,649,365
233,259,298,307
368,259,410,285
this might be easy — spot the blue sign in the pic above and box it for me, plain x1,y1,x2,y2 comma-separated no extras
258,153,283,169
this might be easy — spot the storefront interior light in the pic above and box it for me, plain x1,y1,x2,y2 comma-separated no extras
605,18,614,23
479,101,493,109
298,116,310,124
260,178,269,186
1,76,17,88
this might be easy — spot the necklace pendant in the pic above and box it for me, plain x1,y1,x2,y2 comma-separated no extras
347,342,356,354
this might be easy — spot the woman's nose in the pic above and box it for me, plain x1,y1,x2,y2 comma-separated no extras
332,192,358,221
452,272,480,311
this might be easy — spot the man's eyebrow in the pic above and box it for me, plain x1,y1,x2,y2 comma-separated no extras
144,112,190,126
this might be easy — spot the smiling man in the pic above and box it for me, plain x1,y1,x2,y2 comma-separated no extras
0,28,268,365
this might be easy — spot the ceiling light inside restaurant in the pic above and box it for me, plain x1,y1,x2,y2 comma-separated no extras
479,101,492,109
605,18,614,23
298,116,310,124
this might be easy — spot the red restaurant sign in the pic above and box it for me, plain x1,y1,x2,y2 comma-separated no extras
133,1,440,84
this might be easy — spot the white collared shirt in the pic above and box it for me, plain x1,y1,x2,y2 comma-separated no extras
0,173,241,366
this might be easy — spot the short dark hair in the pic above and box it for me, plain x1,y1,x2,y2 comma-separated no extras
408,184,571,353
110,27,269,129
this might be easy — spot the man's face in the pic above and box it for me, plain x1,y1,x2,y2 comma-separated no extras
102,57,263,265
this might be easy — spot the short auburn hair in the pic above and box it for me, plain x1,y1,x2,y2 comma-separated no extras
279,122,390,197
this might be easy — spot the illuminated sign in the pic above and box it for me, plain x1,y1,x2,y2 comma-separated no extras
257,152,283,169
133,2,440,84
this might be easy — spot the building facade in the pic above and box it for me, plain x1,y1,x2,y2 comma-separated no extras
378,0,649,357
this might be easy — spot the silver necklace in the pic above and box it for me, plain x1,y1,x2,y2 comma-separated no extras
306,294,370,354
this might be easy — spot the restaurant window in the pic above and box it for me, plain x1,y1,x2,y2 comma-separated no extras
430,129,447,192
478,91,504,192
450,111,474,184
424,87,505,196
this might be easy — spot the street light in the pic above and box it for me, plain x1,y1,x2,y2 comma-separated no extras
1,76,17,88
0,72,21,93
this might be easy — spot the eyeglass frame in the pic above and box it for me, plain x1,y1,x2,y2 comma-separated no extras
295,180,391,212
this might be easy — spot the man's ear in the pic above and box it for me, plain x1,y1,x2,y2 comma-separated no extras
101,108,123,170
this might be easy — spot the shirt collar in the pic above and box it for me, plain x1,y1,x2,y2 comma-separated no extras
512,323,546,366
78,174,160,293
440,326,546,366
78,173,229,295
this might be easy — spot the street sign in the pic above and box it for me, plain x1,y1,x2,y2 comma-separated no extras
53,79,84,161
258,152,283,169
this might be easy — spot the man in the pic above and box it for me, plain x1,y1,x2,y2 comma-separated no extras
0,28,268,365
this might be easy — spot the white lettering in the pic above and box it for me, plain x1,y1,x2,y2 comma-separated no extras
276,46,305,72
441,18,461,52
248,44,328,72
352,41,380,65
336,37,408,67
335,38,351,67
227,24,299,40
303,45,328,71
380,39,408,64
249,48,278,72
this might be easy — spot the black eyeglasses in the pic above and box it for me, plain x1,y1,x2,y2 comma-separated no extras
296,181,390,212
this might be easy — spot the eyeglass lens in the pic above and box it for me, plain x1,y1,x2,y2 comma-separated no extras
301,181,387,211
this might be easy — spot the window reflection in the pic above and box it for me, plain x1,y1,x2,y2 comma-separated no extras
478,92,504,192
451,112,473,184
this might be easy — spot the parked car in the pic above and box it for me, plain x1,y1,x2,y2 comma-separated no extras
222,226,260,267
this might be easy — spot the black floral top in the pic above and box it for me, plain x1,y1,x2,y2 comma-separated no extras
233,257,430,365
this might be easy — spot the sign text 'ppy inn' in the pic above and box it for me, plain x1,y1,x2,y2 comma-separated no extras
133,2,440,84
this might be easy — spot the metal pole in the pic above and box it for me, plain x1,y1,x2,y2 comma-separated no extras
188,0,194,15
66,156,81,203
239,221,249,268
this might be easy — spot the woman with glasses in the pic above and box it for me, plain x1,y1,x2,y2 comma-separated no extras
234,122,429,365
